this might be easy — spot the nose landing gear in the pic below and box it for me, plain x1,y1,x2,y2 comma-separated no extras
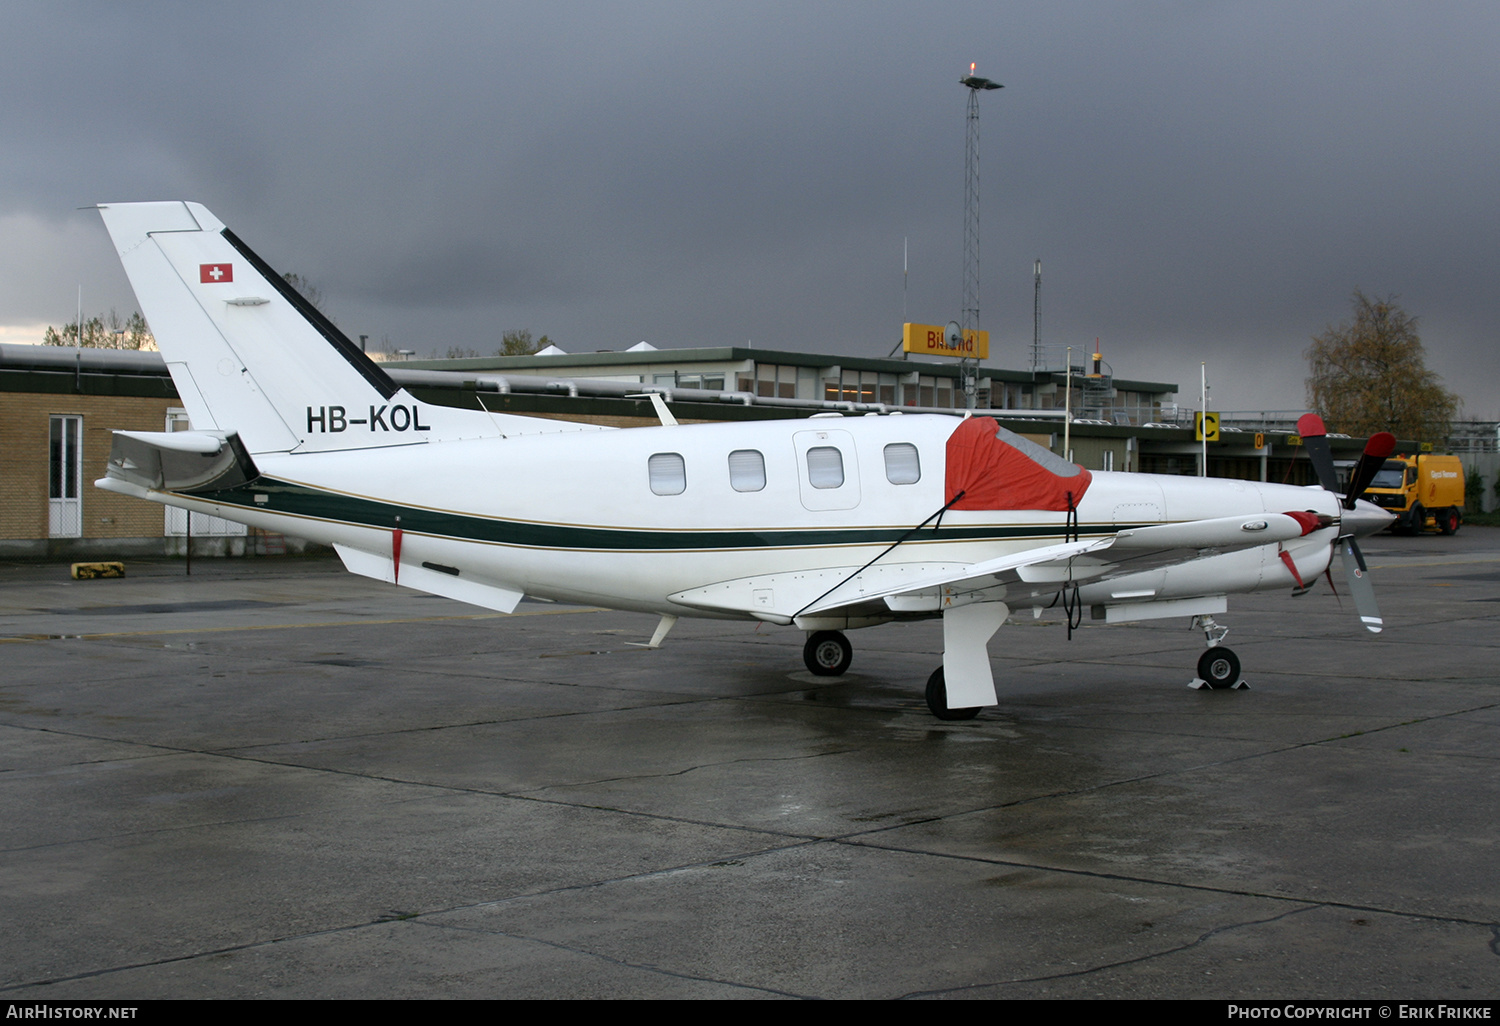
1189,614,1246,690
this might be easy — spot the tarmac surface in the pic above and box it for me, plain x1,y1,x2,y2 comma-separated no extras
1,530,1497,999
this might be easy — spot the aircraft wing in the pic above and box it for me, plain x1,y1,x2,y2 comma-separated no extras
794,536,1116,618
875,511,1327,616
671,512,1321,624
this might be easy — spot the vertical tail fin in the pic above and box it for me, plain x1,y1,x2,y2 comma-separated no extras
97,201,498,454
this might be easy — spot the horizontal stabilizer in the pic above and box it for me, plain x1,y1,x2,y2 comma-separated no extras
334,544,524,614
115,430,224,454
103,429,259,494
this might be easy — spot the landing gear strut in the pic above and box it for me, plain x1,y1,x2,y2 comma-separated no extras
1189,614,1246,690
803,630,853,676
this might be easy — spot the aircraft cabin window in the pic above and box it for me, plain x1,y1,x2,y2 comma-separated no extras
806,446,844,489
728,449,766,492
883,443,920,485
648,452,687,495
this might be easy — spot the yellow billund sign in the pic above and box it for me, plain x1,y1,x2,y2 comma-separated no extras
902,323,989,359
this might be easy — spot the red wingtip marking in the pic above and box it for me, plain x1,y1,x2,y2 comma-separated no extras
1365,431,1396,458
1296,414,1327,438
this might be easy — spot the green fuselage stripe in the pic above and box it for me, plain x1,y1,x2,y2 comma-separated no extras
189,477,1126,552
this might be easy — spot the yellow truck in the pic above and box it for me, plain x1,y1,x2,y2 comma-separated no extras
1360,453,1465,535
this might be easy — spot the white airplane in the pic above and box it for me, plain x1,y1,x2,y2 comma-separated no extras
93,201,1395,719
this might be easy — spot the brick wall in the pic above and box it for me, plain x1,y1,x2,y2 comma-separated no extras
1,392,179,541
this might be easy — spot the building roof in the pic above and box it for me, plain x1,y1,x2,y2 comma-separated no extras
400,345,1179,394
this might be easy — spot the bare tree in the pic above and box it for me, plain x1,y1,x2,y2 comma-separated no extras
282,272,324,311
1306,291,1459,441
498,329,551,356
42,309,155,350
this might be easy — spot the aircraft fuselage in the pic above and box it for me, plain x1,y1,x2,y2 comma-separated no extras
150,411,1341,620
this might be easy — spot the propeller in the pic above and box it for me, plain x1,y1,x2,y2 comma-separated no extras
1295,414,1396,632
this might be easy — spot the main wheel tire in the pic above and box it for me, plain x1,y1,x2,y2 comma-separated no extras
925,666,981,720
1440,507,1461,535
1197,647,1241,689
803,630,852,677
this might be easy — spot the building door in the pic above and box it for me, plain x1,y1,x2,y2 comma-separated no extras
48,415,82,538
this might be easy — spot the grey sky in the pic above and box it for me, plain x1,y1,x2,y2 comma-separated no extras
3,1,1496,414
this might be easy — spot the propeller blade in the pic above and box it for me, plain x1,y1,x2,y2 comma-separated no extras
1342,432,1397,510
1296,414,1341,494
1347,537,1369,574
1339,538,1383,632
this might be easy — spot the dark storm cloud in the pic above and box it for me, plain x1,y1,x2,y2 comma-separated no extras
3,1,1497,412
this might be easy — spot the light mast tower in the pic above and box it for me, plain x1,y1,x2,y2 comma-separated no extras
960,64,1001,408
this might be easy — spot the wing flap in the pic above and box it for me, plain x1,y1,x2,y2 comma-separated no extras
669,562,970,622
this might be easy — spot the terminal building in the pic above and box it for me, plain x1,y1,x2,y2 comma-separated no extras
410,343,1177,425
0,342,1442,558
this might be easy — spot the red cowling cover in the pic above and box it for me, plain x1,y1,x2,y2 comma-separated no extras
1296,413,1327,439
945,416,1092,511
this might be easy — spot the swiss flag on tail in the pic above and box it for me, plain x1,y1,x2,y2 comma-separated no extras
199,263,233,283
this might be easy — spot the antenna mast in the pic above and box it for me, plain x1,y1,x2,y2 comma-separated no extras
1031,258,1042,372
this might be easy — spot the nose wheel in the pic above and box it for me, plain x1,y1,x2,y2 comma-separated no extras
1189,615,1247,690
803,630,853,676
1195,647,1243,689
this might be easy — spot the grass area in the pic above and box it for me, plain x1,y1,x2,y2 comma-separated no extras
1460,510,1500,527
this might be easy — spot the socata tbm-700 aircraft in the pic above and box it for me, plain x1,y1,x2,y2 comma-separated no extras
94,201,1396,719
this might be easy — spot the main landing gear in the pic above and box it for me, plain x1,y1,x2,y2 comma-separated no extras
1189,615,1246,690
924,666,981,721
801,610,1249,716
803,630,853,677
802,626,989,721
